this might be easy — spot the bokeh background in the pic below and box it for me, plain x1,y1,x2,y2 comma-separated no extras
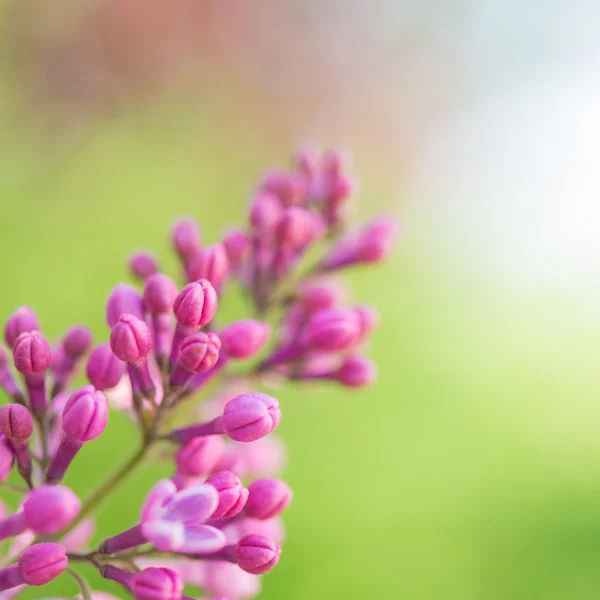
1,0,600,598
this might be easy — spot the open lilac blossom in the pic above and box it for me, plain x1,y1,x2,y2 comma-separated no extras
0,146,395,599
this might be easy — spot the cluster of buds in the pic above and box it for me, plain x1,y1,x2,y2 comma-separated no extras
0,148,395,599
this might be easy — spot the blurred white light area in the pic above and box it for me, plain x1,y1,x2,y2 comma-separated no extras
405,0,600,297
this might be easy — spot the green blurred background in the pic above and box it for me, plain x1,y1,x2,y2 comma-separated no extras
1,1,600,598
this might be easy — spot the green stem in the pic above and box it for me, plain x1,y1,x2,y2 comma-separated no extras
65,567,93,600
76,445,148,524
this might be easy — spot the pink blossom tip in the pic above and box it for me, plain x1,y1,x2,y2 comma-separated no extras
106,283,144,327
220,320,270,360
205,471,249,519
13,331,51,374
337,355,377,387
129,252,159,281
306,308,360,352
63,326,93,359
223,229,249,268
171,219,201,260
62,385,109,442
23,485,81,535
18,542,68,586
130,567,183,600
86,343,125,390
249,192,282,232
236,535,281,575
4,306,39,349
173,280,218,328
186,244,229,290
179,333,221,374
110,314,152,363
246,479,293,520
176,436,224,476
0,404,32,441
222,393,281,443
143,274,178,315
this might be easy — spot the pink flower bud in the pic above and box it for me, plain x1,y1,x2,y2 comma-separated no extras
354,305,380,339
173,280,218,328
276,207,314,247
19,542,68,586
0,405,32,441
86,343,125,390
13,331,51,374
306,308,360,352
23,485,80,535
129,252,159,281
176,436,224,476
106,284,144,327
187,245,229,290
236,535,281,575
63,326,93,359
336,355,377,388
130,567,183,600
249,193,282,232
62,385,109,442
220,320,270,360
143,274,178,315
0,436,14,482
179,333,221,374
246,479,293,520
4,306,39,349
171,219,201,260
223,229,249,269
110,314,152,363
205,471,249,519
261,170,306,206
223,393,280,443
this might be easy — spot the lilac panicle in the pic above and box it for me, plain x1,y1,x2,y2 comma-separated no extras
0,145,393,599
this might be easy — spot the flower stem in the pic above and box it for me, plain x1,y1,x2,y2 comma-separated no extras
65,567,93,600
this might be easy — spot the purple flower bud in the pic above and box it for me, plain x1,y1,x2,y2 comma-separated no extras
261,170,306,206
176,436,224,476
354,218,398,263
63,326,93,359
276,207,314,247
220,320,270,360
354,305,380,339
306,308,360,352
249,192,282,232
0,347,23,403
23,485,80,535
223,393,280,443
130,567,183,600
106,284,144,327
143,274,178,315
62,385,109,442
246,479,293,520
110,314,152,363
173,280,218,328
0,404,32,441
336,355,377,388
13,331,51,374
186,245,229,290
171,219,202,260
86,343,125,390
223,229,249,270
4,306,39,349
179,333,221,374
129,251,159,281
236,534,281,575
19,542,68,586
0,436,14,483
205,471,249,519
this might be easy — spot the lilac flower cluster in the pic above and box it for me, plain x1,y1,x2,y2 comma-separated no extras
0,148,395,599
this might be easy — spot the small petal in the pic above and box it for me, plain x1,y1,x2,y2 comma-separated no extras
162,485,219,524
